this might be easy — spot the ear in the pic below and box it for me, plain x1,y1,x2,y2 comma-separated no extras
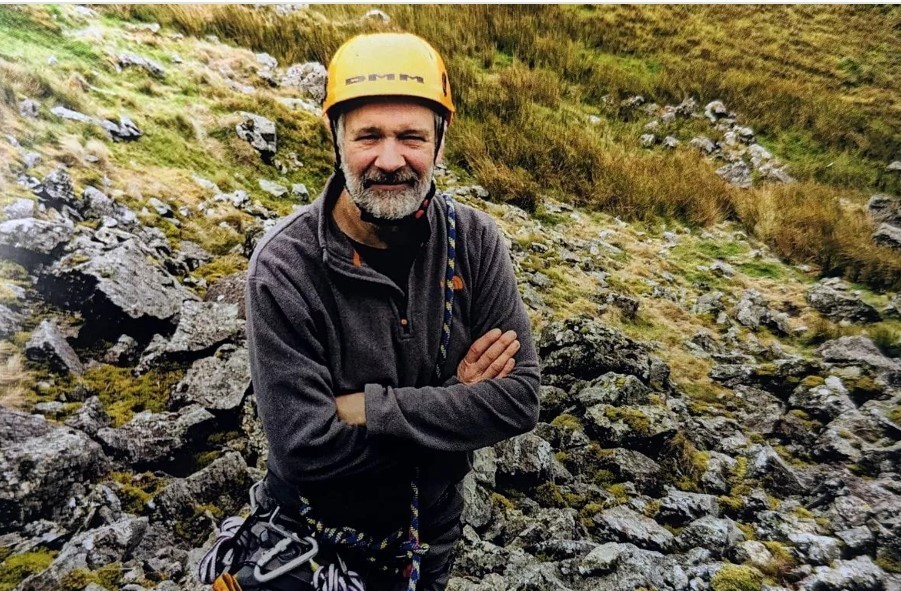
435,122,448,164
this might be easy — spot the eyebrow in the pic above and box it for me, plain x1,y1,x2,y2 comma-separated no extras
352,125,431,136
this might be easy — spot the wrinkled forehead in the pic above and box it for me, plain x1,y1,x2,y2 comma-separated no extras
344,99,436,129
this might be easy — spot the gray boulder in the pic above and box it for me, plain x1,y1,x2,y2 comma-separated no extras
867,193,901,226
0,303,23,339
281,62,327,102
137,300,244,370
593,448,662,492
32,167,77,210
236,111,277,164
25,318,84,375
95,405,214,465
583,403,678,447
40,238,199,341
17,517,148,591
493,432,555,487
817,336,900,373
461,473,492,530
576,373,651,408
0,408,107,532
657,488,721,525
0,217,73,266
3,197,36,220
734,289,791,334
674,516,745,556
118,52,166,78
806,279,880,323
592,505,674,552
64,396,112,437
171,344,250,411
746,444,809,496
204,270,248,318
796,555,886,591
788,532,843,565
154,452,250,538
873,222,901,250
788,376,855,422
539,315,669,390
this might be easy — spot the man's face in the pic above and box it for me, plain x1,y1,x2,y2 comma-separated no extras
339,100,437,221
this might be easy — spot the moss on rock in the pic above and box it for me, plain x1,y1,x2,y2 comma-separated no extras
710,564,763,591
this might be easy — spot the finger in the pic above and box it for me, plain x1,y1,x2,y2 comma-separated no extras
477,335,519,378
473,330,517,374
497,357,515,379
463,328,503,364
482,340,520,380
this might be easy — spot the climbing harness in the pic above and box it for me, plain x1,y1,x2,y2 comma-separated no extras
200,195,459,591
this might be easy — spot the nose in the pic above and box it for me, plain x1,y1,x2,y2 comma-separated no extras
373,139,405,172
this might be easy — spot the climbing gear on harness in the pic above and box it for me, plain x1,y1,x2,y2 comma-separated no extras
199,482,321,590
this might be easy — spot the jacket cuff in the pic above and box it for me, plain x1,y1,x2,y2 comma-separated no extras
442,374,461,387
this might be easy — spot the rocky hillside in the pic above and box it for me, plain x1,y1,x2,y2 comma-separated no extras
1,5,900,591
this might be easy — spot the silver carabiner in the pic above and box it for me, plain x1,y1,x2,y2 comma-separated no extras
253,513,318,583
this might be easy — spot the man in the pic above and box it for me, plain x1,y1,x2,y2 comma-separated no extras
246,33,540,590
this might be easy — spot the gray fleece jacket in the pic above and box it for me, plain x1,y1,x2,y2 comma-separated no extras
246,175,540,533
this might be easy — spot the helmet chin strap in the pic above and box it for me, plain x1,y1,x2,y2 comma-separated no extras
329,112,446,228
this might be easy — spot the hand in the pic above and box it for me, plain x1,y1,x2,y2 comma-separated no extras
336,392,366,425
457,328,520,385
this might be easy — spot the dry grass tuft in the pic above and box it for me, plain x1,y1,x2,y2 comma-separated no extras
0,342,30,410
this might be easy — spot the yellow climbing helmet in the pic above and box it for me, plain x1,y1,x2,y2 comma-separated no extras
323,33,455,119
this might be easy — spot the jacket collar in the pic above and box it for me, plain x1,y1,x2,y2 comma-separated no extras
316,173,440,289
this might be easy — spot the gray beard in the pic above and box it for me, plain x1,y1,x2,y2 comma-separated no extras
342,163,433,221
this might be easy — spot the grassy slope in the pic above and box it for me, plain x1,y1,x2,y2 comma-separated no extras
0,4,899,415
93,4,901,290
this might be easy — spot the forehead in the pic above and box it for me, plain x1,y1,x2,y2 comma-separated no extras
342,99,435,131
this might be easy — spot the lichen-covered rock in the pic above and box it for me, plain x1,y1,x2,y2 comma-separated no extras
154,452,250,539
204,271,248,319
0,217,73,266
17,516,148,591
137,300,244,370
235,111,276,164
592,505,674,552
24,318,84,375
658,488,721,526
806,279,881,323
576,373,652,408
788,376,856,422
280,62,327,102
593,448,662,492
867,193,901,226
788,532,843,565
674,515,745,556
461,472,492,530
40,238,200,341
170,344,250,411
745,444,809,496
538,315,670,390
796,555,886,591
95,405,214,465
64,396,112,437
817,336,901,373
872,222,901,250
493,432,555,487
734,289,791,334
583,403,678,447
0,408,107,532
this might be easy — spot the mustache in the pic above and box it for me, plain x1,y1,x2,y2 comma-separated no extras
362,168,419,188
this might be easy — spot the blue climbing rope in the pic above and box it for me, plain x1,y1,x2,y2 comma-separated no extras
305,193,457,591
